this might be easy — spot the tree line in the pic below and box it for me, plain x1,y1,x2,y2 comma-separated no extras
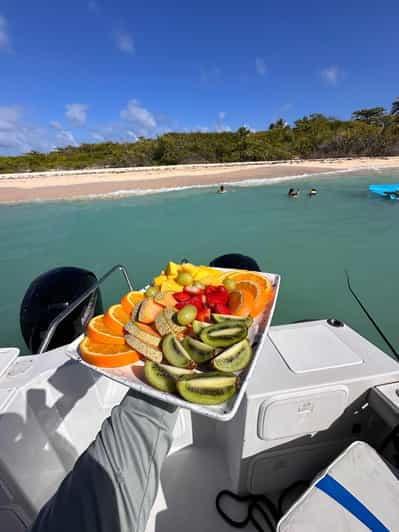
0,98,398,174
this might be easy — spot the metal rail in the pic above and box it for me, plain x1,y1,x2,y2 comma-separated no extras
37,264,133,354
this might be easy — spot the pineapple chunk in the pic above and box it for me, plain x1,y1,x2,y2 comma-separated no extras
153,274,168,287
161,279,183,292
181,263,198,275
165,261,181,277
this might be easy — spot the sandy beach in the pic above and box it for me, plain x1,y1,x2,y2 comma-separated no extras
1,157,399,203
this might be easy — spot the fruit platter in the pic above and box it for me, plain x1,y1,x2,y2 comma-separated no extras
66,261,280,421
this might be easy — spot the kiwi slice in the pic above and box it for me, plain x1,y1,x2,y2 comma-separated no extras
200,322,248,348
212,314,253,328
162,333,196,369
124,321,160,347
212,339,252,372
192,320,211,335
177,372,238,405
144,361,194,393
183,336,216,364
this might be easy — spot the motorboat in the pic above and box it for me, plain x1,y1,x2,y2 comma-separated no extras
1,265,399,531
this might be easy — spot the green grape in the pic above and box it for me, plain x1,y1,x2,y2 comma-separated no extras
223,279,236,291
146,286,158,297
176,304,198,325
176,272,193,286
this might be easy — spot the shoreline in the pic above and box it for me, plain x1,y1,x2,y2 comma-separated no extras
1,157,399,204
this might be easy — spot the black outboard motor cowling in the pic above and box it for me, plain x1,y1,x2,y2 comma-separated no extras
20,267,103,354
209,253,261,272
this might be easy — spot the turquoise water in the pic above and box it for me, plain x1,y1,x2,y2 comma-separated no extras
1,168,399,355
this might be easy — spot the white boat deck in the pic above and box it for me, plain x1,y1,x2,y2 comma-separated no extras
146,445,260,532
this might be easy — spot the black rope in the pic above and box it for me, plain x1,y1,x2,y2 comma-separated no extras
215,490,278,531
344,270,399,360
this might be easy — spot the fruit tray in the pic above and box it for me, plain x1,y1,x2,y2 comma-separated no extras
66,270,280,422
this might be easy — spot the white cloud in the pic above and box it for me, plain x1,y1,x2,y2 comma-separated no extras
0,15,10,51
91,132,105,142
255,57,267,76
321,66,341,86
0,106,22,130
49,120,63,130
120,99,157,136
65,103,88,126
0,106,79,154
215,111,231,132
56,129,77,147
114,31,135,54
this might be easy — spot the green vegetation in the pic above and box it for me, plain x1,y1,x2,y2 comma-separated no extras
1,99,399,173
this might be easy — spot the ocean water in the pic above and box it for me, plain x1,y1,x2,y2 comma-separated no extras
1,168,399,355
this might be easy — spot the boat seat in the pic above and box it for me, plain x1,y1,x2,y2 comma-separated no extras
277,441,399,531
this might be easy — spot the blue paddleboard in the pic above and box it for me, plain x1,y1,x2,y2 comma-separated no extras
369,184,399,200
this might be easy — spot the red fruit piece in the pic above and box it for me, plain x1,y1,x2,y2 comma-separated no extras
206,292,229,306
205,286,218,296
197,307,211,322
216,285,229,297
175,302,186,310
173,292,192,302
189,295,205,310
215,303,231,314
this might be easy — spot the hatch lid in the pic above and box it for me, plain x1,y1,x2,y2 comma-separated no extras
269,323,363,374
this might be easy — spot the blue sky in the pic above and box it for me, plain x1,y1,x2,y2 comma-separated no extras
0,0,398,155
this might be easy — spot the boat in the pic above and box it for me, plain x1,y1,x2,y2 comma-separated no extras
1,264,399,531
369,184,399,200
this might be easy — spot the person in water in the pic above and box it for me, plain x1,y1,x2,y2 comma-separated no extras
218,185,225,193
288,188,300,197
308,188,317,196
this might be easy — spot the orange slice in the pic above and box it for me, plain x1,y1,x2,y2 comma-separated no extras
227,272,273,317
228,288,255,317
121,291,145,314
104,304,130,336
87,315,126,345
80,336,140,368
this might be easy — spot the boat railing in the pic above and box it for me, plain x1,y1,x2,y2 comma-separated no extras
37,264,133,354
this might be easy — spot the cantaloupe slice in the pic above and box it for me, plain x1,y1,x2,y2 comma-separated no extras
138,298,163,324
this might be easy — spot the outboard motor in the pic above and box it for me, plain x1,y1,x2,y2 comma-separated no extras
209,253,261,271
20,267,103,354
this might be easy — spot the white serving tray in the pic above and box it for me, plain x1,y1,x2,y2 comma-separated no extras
66,271,280,421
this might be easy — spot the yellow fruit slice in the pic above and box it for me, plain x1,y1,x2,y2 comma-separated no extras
165,261,181,276
161,279,183,292
153,274,168,287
